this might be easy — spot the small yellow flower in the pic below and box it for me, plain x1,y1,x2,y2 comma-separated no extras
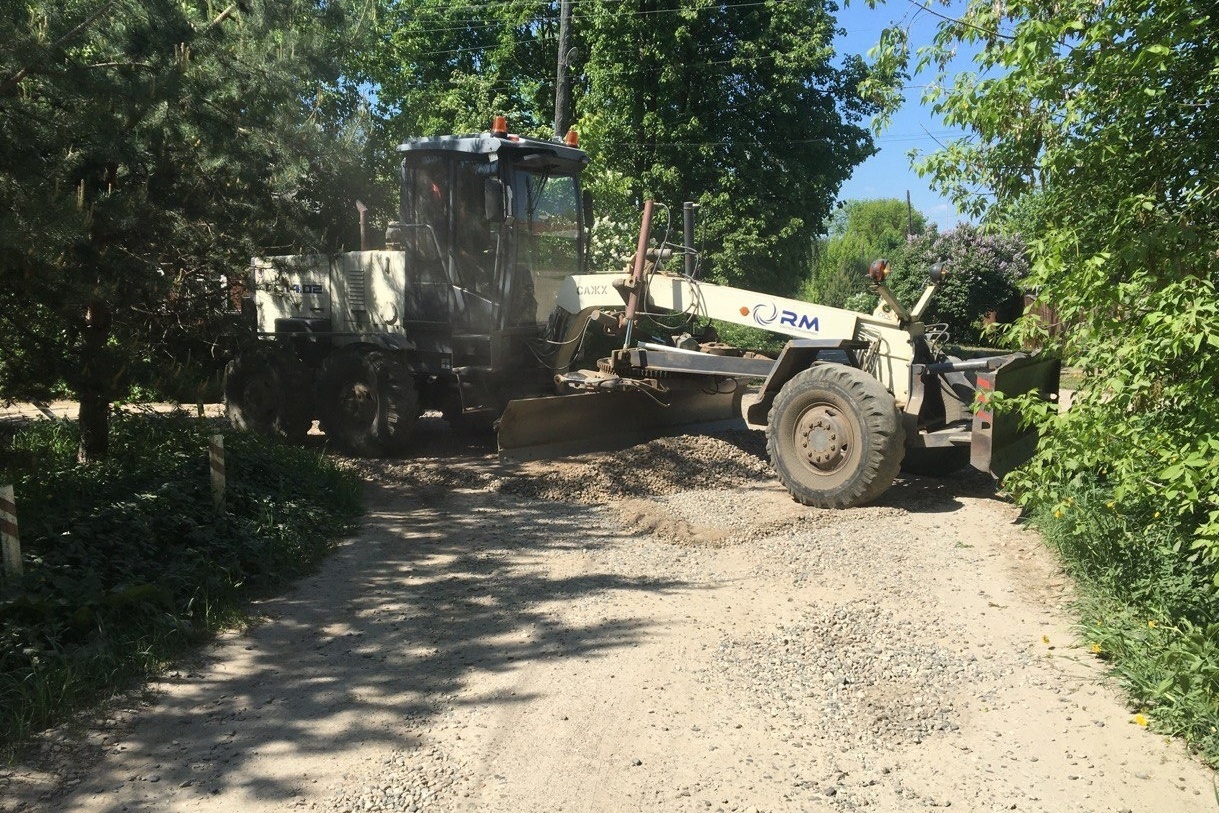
1154,511,1161,518
1148,620,1158,628
1132,713,1149,727
1054,510,1063,518
1106,501,1115,509
1091,643,1102,654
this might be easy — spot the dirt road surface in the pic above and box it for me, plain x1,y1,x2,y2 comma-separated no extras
2,422,1215,813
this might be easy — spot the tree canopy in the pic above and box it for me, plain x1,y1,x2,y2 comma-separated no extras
580,0,879,292
877,0,1219,560
0,0,373,459
357,0,885,294
355,0,555,143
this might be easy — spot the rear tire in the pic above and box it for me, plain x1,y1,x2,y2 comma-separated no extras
224,349,312,443
766,363,905,508
317,348,418,456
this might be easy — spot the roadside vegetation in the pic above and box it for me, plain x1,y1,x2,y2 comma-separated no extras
0,414,361,750
867,0,1218,764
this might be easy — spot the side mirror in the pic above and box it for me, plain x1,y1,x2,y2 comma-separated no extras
484,178,505,222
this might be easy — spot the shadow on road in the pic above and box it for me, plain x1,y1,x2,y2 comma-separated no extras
878,467,1000,514
36,477,686,810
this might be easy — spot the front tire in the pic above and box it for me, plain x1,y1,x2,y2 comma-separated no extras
766,363,905,508
224,349,313,442
317,348,418,456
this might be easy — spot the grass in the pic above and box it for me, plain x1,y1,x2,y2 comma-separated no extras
0,412,361,751
1033,483,1219,765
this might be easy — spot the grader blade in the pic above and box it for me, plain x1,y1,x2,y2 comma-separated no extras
497,385,746,461
970,354,1062,479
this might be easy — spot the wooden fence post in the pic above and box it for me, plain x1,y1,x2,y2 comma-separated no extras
209,435,225,513
1,485,21,577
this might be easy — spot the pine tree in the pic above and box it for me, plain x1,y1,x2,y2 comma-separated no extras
0,0,375,461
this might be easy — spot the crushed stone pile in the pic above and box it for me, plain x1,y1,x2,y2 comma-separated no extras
497,430,775,505
340,429,777,506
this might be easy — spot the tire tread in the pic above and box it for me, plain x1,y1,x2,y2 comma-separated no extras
766,363,904,508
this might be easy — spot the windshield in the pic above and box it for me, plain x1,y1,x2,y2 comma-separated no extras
514,170,581,325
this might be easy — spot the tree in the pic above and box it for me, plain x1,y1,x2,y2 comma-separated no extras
885,224,1025,346
356,0,887,295
809,198,926,308
354,0,556,149
579,0,880,294
0,1,375,461
875,1,1219,560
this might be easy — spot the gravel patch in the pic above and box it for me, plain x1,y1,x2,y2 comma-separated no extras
711,600,1009,748
308,743,466,813
341,429,776,508
497,430,774,505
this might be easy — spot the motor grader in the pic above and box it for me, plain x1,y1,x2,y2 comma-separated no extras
225,119,1058,508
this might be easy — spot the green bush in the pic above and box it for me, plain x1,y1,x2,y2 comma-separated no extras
1002,274,1219,763
0,413,360,747
864,0,1219,766
806,199,927,309
886,225,1026,345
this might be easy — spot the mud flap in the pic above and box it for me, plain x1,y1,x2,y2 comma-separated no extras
497,382,746,461
970,354,1062,480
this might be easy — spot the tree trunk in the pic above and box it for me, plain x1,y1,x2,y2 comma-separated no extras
77,299,112,464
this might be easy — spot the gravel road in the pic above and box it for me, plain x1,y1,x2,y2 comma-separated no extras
2,421,1215,813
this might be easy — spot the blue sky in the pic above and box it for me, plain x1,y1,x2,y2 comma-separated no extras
832,0,975,229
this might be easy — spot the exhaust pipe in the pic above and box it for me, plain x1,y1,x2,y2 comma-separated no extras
623,199,655,349
683,201,697,278
356,200,370,251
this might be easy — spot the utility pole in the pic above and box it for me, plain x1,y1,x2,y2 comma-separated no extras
906,190,913,238
553,0,573,137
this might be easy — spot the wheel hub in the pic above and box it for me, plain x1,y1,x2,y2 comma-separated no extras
797,406,850,472
242,378,278,423
340,382,377,424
